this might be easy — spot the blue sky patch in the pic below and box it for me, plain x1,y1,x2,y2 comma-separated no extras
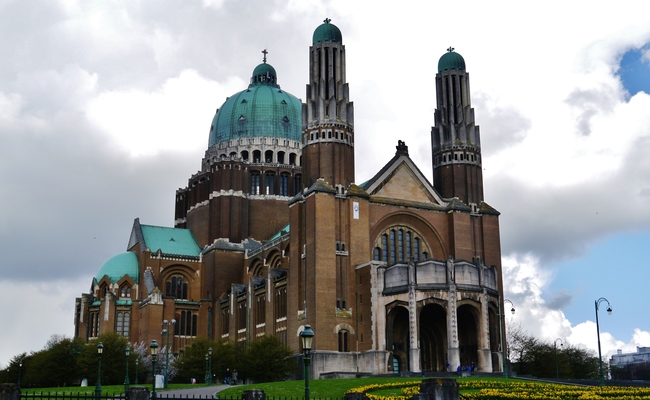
618,45,650,97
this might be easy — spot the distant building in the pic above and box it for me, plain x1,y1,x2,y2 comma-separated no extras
610,347,650,367
74,19,507,377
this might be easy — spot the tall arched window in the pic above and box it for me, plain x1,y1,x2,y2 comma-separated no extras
406,231,412,260
176,310,197,337
250,172,261,195
398,229,404,262
381,234,388,261
338,330,349,352
265,173,275,195
390,230,396,263
414,238,420,261
279,174,289,196
116,311,130,338
374,247,381,261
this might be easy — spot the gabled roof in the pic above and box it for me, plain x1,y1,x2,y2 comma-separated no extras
128,218,201,257
362,140,446,206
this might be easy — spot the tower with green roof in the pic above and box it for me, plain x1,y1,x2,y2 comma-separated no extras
431,47,483,206
302,18,355,189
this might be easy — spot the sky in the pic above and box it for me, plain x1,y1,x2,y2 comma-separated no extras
1,0,650,368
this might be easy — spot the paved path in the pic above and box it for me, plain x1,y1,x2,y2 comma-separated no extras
158,385,231,398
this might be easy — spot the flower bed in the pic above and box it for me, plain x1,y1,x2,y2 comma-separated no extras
346,379,650,400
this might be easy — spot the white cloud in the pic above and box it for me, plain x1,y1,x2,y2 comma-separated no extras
86,70,245,156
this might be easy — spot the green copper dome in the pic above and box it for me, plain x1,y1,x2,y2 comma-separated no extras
313,18,342,44
438,49,466,72
95,252,139,284
208,62,302,148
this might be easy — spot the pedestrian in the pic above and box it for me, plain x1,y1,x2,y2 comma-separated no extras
225,368,231,385
232,369,238,385
446,361,450,372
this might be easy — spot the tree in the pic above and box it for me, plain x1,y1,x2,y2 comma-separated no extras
77,333,131,385
509,325,598,379
240,336,297,382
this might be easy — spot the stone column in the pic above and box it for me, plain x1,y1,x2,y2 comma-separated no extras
408,261,420,372
446,286,460,371
477,290,492,372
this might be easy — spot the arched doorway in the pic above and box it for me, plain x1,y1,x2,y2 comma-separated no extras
457,304,480,369
419,303,447,372
386,305,409,373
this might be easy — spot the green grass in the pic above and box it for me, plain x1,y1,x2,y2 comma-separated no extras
217,377,423,398
20,383,207,395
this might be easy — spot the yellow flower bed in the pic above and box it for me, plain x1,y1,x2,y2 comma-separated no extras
346,379,650,400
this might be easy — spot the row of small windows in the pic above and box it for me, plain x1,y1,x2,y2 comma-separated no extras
175,310,198,337
305,130,352,143
218,150,301,166
374,228,429,264
221,284,288,338
436,152,479,164
250,172,301,196
165,276,188,300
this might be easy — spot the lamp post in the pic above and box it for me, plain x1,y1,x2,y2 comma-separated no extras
150,340,159,400
498,298,515,378
124,344,131,392
95,342,104,400
207,347,213,385
595,297,612,387
161,319,176,389
204,353,209,384
300,325,314,400
554,338,564,379
135,358,139,385
17,358,23,390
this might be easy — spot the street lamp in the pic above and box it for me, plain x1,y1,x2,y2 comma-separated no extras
135,358,139,385
498,298,515,378
207,347,213,385
162,319,176,389
17,358,23,390
554,338,564,379
300,325,315,400
595,297,612,387
124,344,131,392
95,342,104,400
204,353,209,384
150,340,159,400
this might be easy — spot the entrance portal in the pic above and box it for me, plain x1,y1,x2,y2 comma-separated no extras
419,303,447,372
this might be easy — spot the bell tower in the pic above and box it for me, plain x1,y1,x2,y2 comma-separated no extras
431,48,483,206
302,18,355,189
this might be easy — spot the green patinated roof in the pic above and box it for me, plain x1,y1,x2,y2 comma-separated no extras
268,223,290,241
207,62,302,148
140,225,201,256
95,252,139,284
438,49,466,72
313,18,342,44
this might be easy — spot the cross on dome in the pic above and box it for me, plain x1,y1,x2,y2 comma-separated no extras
262,49,268,63
324,18,331,24
447,46,455,53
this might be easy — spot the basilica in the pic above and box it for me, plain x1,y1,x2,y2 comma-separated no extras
74,19,506,378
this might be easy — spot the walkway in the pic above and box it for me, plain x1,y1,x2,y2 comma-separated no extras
158,385,231,398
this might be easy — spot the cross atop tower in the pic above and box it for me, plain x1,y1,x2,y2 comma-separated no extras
324,18,331,24
262,49,268,63
447,46,455,53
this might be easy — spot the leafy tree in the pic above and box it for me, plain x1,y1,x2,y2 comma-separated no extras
240,335,297,382
77,333,131,385
23,337,85,386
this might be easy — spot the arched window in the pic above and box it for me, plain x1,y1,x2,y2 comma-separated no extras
398,229,404,262
390,230,396,263
116,311,130,338
253,150,261,163
414,238,420,261
120,285,131,298
381,234,388,261
293,175,301,195
279,174,289,196
90,312,100,338
277,151,286,164
374,247,381,261
241,150,249,161
265,150,274,163
250,172,260,195
265,173,275,195
338,330,349,352
176,310,197,337
406,231,412,260
165,275,188,300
